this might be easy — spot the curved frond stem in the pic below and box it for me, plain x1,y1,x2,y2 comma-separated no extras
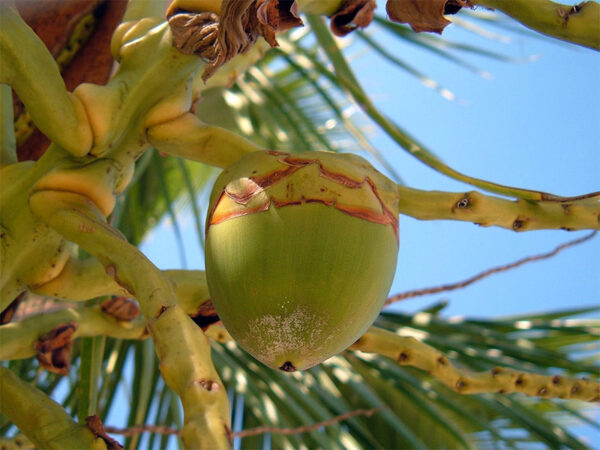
104,406,387,438
0,305,147,361
349,327,600,401
396,186,600,231
473,0,600,50
30,256,211,312
176,159,206,250
275,46,404,182
148,113,264,169
28,190,231,449
305,15,600,202
374,15,513,70
356,31,459,102
385,231,597,305
1,272,215,360
0,434,33,449
0,366,109,449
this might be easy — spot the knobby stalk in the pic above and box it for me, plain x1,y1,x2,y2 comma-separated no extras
0,305,147,361
397,186,600,231
0,367,107,449
0,6,92,157
30,255,211,312
0,302,229,362
0,434,33,450
349,327,599,401
27,189,231,449
472,0,600,50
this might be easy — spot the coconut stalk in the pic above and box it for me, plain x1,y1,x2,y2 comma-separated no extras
397,186,600,231
0,302,228,362
0,6,93,157
349,326,600,401
1,269,218,362
30,255,211,310
472,0,600,50
0,434,34,450
0,366,110,449
28,189,231,449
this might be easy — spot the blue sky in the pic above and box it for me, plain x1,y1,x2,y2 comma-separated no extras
354,7,600,320
140,5,599,445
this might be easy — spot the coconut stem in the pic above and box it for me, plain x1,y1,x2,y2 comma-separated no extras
28,189,231,449
0,434,33,450
0,366,108,449
30,253,211,312
0,305,228,362
148,113,263,169
473,0,600,50
0,5,92,157
397,186,600,231
350,326,599,401
0,305,147,361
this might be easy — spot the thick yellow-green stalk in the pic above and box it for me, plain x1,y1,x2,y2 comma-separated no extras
351,327,600,401
0,367,108,449
206,150,399,371
474,0,600,50
0,5,92,156
29,190,232,449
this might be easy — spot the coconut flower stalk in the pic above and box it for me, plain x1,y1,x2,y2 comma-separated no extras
0,366,110,449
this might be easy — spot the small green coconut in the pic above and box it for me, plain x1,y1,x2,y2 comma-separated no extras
205,150,399,371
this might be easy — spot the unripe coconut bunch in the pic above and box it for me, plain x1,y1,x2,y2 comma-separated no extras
205,150,400,371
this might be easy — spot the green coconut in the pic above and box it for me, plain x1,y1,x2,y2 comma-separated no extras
205,150,400,371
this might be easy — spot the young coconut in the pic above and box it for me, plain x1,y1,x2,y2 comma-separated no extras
205,150,400,371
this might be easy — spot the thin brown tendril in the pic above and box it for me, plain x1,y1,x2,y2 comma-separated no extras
104,406,387,438
385,231,597,306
